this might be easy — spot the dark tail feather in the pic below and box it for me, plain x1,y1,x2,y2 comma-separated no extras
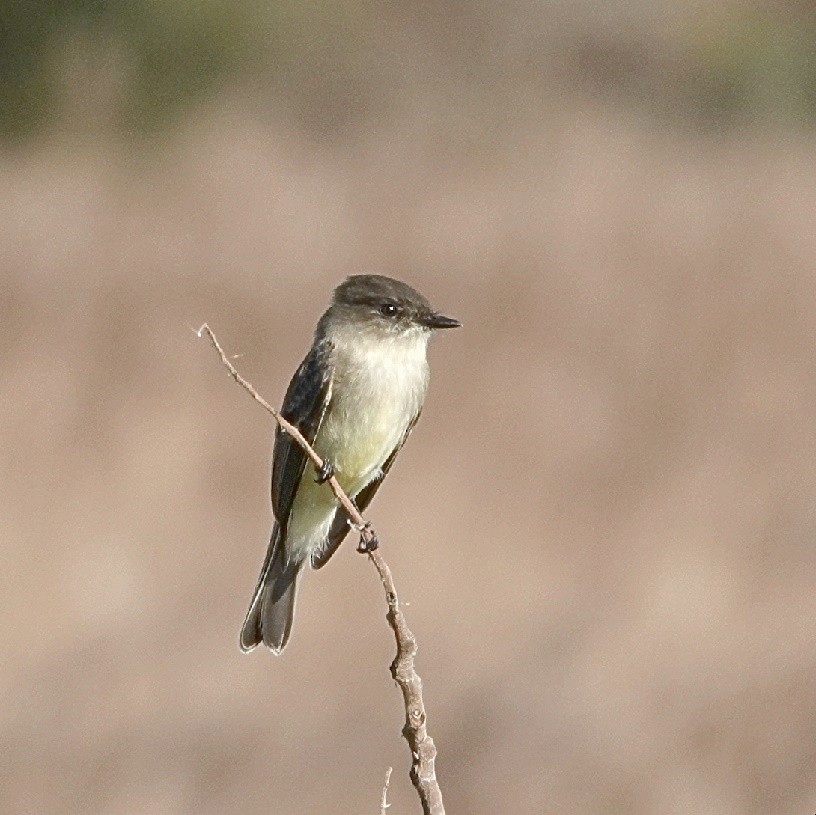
240,527,303,654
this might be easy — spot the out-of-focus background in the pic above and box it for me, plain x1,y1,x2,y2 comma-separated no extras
3,2,816,813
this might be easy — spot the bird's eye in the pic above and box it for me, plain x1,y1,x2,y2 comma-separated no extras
379,303,400,317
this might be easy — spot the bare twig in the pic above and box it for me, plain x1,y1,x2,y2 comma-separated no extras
369,550,444,815
199,324,446,815
380,767,393,815
195,324,372,545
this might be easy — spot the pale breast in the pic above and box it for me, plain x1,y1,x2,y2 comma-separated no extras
315,332,429,497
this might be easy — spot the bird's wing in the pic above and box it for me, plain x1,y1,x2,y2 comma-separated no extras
311,409,422,569
271,340,333,532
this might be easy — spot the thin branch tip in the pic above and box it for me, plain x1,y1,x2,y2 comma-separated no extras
380,766,393,815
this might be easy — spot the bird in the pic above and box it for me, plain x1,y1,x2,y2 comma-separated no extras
239,274,460,653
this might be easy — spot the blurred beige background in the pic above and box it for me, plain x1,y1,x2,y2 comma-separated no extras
2,2,816,813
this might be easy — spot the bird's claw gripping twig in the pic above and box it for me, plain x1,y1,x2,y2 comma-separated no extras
357,523,379,553
314,459,336,484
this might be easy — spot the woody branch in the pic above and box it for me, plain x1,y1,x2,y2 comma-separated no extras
198,324,446,815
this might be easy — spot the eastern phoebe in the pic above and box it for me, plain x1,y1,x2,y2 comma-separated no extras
240,274,460,653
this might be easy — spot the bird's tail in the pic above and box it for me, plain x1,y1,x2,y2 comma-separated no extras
239,526,303,654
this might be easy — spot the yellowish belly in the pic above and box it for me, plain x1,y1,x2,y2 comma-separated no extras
283,395,411,561
315,393,409,494
284,331,428,561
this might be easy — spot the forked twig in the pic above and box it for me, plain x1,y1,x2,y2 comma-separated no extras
199,324,445,815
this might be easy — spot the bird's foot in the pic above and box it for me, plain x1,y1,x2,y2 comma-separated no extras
314,459,336,484
356,523,379,554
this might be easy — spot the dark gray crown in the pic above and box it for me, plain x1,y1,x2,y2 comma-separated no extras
333,275,431,311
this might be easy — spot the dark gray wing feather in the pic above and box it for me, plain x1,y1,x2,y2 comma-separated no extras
271,339,333,531
240,340,333,653
311,410,421,569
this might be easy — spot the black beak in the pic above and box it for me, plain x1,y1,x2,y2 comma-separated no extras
421,312,462,330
